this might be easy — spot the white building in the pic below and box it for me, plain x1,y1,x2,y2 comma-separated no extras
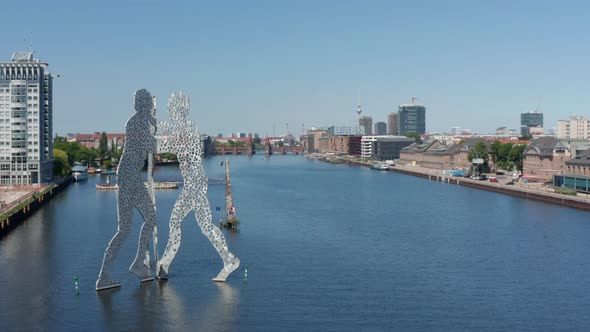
361,135,414,159
328,125,365,136
0,52,54,185
450,126,461,135
557,116,590,139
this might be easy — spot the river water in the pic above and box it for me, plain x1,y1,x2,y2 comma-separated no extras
1,155,590,331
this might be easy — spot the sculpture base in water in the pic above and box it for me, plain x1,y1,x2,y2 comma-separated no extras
96,281,122,291
212,256,241,282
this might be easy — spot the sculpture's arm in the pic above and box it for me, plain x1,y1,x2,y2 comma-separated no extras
155,121,173,154
156,134,174,154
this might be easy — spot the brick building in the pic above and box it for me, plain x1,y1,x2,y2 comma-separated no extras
523,137,570,182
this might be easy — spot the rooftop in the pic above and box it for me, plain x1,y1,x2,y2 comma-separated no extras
12,52,39,63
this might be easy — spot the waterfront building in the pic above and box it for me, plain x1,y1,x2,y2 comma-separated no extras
359,116,373,136
374,122,387,135
387,112,399,135
328,125,365,136
400,137,496,171
557,116,590,139
318,133,330,153
361,135,414,160
398,103,426,135
523,137,569,182
71,133,126,150
327,135,363,156
306,129,327,153
328,136,348,155
0,52,54,185
521,111,544,136
400,140,461,169
556,148,590,193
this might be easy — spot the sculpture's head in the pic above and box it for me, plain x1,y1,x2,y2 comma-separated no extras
134,89,154,115
168,91,190,122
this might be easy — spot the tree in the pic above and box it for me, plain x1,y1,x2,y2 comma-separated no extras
510,144,527,172
405,132,422,144
253,137,261,144
103,160,113,170
468,142,490,174
53,148,70,176
490,141,515,171
98,132,109,158
53,136,100,167
277,141,284,147
490,141,502,168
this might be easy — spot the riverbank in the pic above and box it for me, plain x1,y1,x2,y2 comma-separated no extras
343,159,590,212
0,177,72,236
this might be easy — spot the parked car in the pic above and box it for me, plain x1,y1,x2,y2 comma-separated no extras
489,177,498,183
479,175,488,181
506,181,515,185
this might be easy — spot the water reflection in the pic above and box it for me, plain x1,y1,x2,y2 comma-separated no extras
194,283,239,332
96,287,122,331
96,281,239,331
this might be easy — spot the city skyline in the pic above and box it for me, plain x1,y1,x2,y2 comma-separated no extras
4,1,590,136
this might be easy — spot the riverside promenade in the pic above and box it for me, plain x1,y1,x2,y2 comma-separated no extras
343,158,590,212
0,177,72,236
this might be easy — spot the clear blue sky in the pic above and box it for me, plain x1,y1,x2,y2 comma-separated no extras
4,0,590,136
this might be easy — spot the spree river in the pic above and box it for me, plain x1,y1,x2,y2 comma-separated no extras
2,155,590,331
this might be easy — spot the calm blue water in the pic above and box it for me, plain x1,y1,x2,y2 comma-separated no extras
2,155,590,331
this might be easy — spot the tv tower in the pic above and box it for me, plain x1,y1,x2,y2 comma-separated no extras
356,89,362,117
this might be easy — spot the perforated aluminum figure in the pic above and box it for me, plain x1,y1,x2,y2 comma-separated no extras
96,89,158,291
156,91,240,282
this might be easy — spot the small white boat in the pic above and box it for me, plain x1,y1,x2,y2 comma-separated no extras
370,163,389,171
72,165,88,181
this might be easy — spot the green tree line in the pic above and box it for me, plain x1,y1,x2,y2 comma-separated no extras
468,141,527,173
53,133,123,177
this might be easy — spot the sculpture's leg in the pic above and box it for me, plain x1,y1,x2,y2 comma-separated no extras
96,190,133,291
129,187,157,282
194,196,240,282
156,190,192,279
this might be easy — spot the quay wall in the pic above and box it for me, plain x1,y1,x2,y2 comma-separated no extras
0,177,72,237
345,159,590,212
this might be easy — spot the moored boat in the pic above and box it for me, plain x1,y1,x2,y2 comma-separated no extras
370,163,389,171
72,165,89,181
96,183,118,190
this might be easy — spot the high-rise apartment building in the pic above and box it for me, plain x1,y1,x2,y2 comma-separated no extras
359,116,373,135
557,116,590,139
0,52,54,185
398,103,426,135
374,122,387,135
520,111,543,136
387,112,399,135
